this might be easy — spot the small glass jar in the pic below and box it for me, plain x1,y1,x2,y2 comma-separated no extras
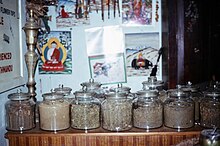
53,84,75,103
101,92,133,131
142,76,167,102
5,91,35,131
81,78,105,102
200,88,220,128
71,90,101,130
164,87,195,129
181,82,203,123
39,92,70,131
133,90,163,129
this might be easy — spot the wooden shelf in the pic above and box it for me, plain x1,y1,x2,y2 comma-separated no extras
5,124,203,146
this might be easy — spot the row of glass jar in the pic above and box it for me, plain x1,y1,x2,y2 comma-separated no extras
5,84,220,132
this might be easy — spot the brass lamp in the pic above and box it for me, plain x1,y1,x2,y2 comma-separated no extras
22,9,40,102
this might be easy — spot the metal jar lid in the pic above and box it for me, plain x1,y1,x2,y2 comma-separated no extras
110,84,131,93
80,78,102,90
136,90,159,98
42,92,64,100
142,76,164,88
53,84,72,95
201,129,220,141
8,91,30,101
168,86,190,98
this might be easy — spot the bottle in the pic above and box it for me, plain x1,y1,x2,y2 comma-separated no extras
5,90,35,131
133,90,163,129
102,92,133,131
164,86,195,129
39,92,70,131
71,90,101,130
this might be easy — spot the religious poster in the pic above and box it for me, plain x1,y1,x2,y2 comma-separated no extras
38,31,72,74
0,0,25,92
89,53,127,84
56,0,90,28
85,26,126,84
122,0,152,25
125,33,160,77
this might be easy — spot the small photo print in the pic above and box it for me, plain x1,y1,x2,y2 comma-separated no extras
89,53,127,85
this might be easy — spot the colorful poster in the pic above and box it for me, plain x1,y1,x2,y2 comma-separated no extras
122,0,152,25
125,33,160,77
38,31,72,74
89,53,127,84
56,0,90,28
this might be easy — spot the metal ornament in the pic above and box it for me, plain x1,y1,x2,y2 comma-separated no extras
23,9,40,101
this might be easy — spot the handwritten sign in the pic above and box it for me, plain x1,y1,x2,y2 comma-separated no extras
0,0,25,92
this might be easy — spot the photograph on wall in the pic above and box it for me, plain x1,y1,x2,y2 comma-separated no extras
122,0,152,25
56,0,90,28
125,33,160,77
38,31,72,74
89,53,127,85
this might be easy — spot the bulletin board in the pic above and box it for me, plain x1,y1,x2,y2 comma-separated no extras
0,0,25,92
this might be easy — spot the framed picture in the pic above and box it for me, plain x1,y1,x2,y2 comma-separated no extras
0,0,25,92
88,53,127,85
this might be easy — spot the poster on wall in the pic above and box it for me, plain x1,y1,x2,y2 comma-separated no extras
56,0,90,28
38,31,72,74
0,0,25,92
122,0,152,25
85,26,126,84
89,53,127,84
125,33,160,77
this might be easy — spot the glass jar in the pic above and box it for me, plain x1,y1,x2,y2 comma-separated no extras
181,81,203,123
81,78,105,102
53,84,74,103
39,92,70,131
133,90,163,129
101,92,133,131
71,90,101,130
5,91,35,131
164,88,195,129
142,76,167,102
200,88,220,128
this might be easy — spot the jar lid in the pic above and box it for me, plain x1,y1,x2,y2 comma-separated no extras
201,129,220,140
53,84,72,95
142,76,164,88
42,92,64,100
109,84,131,93
8,91,30,101
80,78,102,90
136,90,159,97
168,86,190,97
106,92,127,99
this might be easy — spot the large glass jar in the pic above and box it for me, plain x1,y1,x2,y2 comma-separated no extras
53,84,74,103
180,82,203,123
142,76,167,102
200,88,220,128
81,78,105,102
5,91,35,131
71,90,101,130
101,92,133,131
39,93,70,131
164,88,195,129
133,90,163,129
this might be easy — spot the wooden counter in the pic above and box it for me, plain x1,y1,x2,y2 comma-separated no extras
5,124,202,146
